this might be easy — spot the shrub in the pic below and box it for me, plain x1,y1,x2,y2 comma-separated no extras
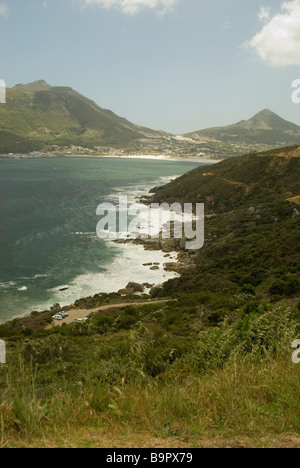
23,335,77,364
269,276,300,297
269,279,286,297
194,305,298,372
242,284,256,296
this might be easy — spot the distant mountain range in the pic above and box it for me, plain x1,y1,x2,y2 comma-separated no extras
0,80,165,154
0,81,300,157
186,109,300,146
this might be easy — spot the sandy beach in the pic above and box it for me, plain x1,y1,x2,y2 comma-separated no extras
0,153,222,164
62,154,222,164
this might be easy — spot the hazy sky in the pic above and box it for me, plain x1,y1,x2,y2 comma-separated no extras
1,0,300,133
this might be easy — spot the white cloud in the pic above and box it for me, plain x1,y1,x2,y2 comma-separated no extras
82,0,178,15
245,0,300,67
257,6,271,22
0,3,8,18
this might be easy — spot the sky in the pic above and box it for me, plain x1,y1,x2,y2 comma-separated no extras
0,0,300,134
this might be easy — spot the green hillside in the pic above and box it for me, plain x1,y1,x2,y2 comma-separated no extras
186,109,300,146
0,80,162,153
151,148,300,296
150,146,300,210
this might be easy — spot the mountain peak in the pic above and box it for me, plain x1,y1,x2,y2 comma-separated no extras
253,109,275,118
186,108,300,148
14,80,51,91
248,109,300,131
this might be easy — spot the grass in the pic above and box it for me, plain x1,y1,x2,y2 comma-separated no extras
0,357,299,448
0,300,299,448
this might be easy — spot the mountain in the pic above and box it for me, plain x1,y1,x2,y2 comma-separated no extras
0,80,165,154
1,82,300,159
186,109,300,147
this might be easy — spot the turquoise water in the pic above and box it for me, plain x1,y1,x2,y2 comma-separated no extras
0,157,204,322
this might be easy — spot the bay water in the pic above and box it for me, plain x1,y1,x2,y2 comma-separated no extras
0,157,204,322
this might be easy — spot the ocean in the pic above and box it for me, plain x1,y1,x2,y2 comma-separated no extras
0,156,205,322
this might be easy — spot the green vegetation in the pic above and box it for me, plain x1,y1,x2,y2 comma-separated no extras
0,298,299,447
0,150,299,447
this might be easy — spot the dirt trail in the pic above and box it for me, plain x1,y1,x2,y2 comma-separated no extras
223,178,246,186
47,299,173,328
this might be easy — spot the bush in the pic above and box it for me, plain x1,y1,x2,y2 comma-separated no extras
269,276,300,297
21,327,33,337
269,280,286,297
194,305,298,372
23,335,77,364
242,284,256,296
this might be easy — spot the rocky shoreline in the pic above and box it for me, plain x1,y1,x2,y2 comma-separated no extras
114,235,197,297
2,235,196,329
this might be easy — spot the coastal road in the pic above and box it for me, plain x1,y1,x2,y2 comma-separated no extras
47,299,174,328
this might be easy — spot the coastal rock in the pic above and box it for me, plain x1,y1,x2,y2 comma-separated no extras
140,239,161,250
179,238,186,250
143,282,154,289
163,262,192,274
150,266,160,270
161,245,174,253
126,282,144,292
164,262,179,272
120,235,190,254
118,288,135,296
